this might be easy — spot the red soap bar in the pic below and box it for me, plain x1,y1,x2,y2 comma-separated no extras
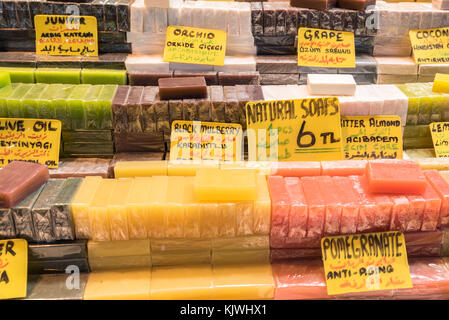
366,160,427,194
321,160,367,176
270,161,321,177
338,0,376,11
0,161,49,208
158,77,207,100
424,170,449,228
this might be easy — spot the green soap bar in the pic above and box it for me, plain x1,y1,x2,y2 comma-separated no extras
81,69,127,85
63,142,114,154
62,130,112,142
67,84,91,130
403,136,434,150
83,85,104,130
36,84,63,120
403,125,431,139
6,84,34,118
97,85,117,129
21,83,49,118
0,67,36,83
35,68,81,84
0,71,11,88
0,84,19,117
52,84,75,130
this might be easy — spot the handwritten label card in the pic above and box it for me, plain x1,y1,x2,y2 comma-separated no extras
169,120,243,162
409,28,449,64
163,26,227,66
0,239,28,300
297,28,356,68
341,116,403,160
430,122,449,158
35,15,98,56
0,118,62,168
321,232,412,296
245,98,343,161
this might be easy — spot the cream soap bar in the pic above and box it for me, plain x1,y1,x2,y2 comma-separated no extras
307,74,356,96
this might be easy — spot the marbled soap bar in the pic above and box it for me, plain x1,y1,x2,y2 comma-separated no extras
291,0,337,10
125,86,144,133
112,85,130,133
338,0,376,10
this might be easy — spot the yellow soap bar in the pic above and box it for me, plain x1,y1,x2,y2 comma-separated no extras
166,177,185,238
194,168,257,201
71,176,102,239
148,176,168,238
88,179,116,241
88,240,151,258
212,263,275,300
84,269,151,300
108,178,133,240
218,202,236,237
114,161,168,178
417,158,449,171
254,175,271,235
183,177,201,238
211,235,269,250
168,160,219,176
127,178,152,239
212,249,270,265
151,251,211,267
89,256,152,272
150,265,213,300
433,73,449,93
200,203,220,238
151,238,211,252
236,202,254,236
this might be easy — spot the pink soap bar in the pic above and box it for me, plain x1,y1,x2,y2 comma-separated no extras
424,170,449,228
270,162,321,177
0,161,49,208
421,182,442,232
350,176,378,233
366,160,427,194
317,176,342,236
332,176,359,235
301,177,325,239
406,194,426,232
268,176,291,248
321,160,367,176
389,195,410,232
284,177,308,240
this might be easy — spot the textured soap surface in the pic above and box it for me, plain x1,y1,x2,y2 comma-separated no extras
158,77,207,100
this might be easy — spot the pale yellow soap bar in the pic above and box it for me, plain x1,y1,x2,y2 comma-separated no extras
89,179,116,241
236,202,254,236
433,73,449,93
151,238,211,252
212,235,269,250
88,240,151,258
218,202,236,237
200,202,220,238
212,249,270,265
194,168,257,201
417,158,449,171
168,160,219,176
84,269,151,300
151,251,211,267
212,263,275,300
183,177,201,238
71,176,102,239
127,177,152,239
150,265,213,300
254,175,271,235
89,256,152,272
148,176,168,238
114,161,168,178
108,178,133,240
166,177,185,238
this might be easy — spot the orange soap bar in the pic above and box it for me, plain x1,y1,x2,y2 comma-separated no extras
424,170,449,228
268,176,290,247
406,194,425,232
421,182,442,232
270,162,321,177
366,160,427,194
301,177,325,239
317,176,342,236
284,177,308,240
321,160,367,176
332,176,359,235
350,176,378,233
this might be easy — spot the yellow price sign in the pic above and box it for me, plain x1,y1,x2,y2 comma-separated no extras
410,28,449,64
163,26,227,66
321,232,412,296
169,120,243,162
430,122,449,158
35,15,98,56
245,98,343,161
0,239,28,300
297,28,356,68
341,116,403,160
0,118,62,168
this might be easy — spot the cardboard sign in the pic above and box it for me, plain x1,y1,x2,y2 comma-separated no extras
169,120,243,162
0,239,28,300
297,28,356,68
409,28,449,64
430,122,449,158
0,118,62,168
35,15,98,56
245,98,343,161
341,116,403,160
163,26,227,66
321,232,412,296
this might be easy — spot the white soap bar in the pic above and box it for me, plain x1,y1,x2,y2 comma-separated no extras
307,74,356,96
214,56,256,72
130,0,144,33
143,7,156,33
155,8,168,34
213,3,228,32
144,0,170,9
127,33,166,44
374,57,418,75
125,55,170,73
238,2,252,36
179,2,193,26
227,3,240,36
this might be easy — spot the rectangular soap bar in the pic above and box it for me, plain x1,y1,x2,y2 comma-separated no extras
193,168,257,202
0,71,11,88
158,77,207,100
108,178,133,241
89,179,116,241
81,69,127,85
307,74,356,96
433,73,449,94
290,0,337,10
424,170,449,228
114,161,168,178
35,68,81,84
338,0,376,10
366,160,427,194
0,162,49,208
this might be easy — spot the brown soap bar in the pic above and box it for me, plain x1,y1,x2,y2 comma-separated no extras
197,87,212,122
338,0,376,10
236,85,250,129
0,162,49,208
49,159,110,179
218,72,260,86
210,86,225,123
174,71,218,86
223,86,240,124
140,86,158,134
290,0,337,10
129,72,173,86
113,132,165,153
154,92,170,133
125,86,144,133
111,85,130,133
182,98,199,121
168,99,184,126
158,77,207,100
